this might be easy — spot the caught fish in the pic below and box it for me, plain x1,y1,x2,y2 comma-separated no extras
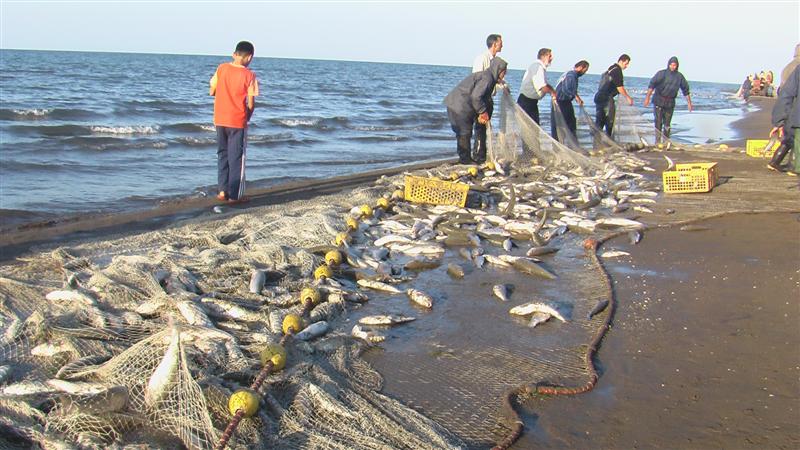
502,238,513,252
587,299,610,319
679,224,709,232
249,270,267,294
633,205,653,214
45,289,98,306
295,321,329,341
56,355,111,380
527,312,551,328
175,300,215,328
473,254,485,268
484,254,512,268
492,284,510,302
601,250,630,258
509,302,567,322
406,289,433,309
351,325,385,344
0,365,11,384
628,230,642,245
144,326,181,407
663,154,675,170
404,257,442,271
357,279,403,294
447,263,465,279
58,385,129,415
358,315,415,326
526,246,559,257
500,255,556,279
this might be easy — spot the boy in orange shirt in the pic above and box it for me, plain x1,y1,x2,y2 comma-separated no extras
209,41,259,203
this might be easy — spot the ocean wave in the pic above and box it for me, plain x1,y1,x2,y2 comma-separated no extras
0,108,52,120
90,125,161,135
164,123,216,133
174,137,216,147
5,124,91,137
270,116,349,131
344,135,410,143
62,136,169,151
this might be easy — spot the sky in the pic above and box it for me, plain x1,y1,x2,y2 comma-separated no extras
1,0,798,84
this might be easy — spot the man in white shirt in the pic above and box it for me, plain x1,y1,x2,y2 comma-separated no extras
472,34,503,72
469,34,503,163
517,48,556,125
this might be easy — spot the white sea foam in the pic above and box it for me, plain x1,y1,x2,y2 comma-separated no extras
13,108,52,116
90,125,161,135
276,118,319,127
200,125,216,132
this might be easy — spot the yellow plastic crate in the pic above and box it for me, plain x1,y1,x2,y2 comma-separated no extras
404,175,469,207
662,162,718,194
746,139,777,158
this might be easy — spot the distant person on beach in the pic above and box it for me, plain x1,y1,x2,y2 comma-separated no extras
551,60,589,141
738,75,753,101
517,48,555,125
643,56,693,144
209,41,259,203
445,57,508,164
594,54,634,138
768,65,800,176
470,34,506,164
779,43,800,94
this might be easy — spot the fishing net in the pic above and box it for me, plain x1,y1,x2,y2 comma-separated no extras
488,91,598,171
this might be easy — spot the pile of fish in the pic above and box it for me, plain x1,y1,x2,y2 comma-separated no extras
0,151,661,447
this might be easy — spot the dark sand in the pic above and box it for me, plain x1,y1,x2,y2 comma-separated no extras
725,96,776,147
509,99,800,449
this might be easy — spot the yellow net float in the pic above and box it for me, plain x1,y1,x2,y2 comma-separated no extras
300,286,322,305
282,314,304,335
391,189,404,201
359,204,373,218
228,389,260,418
484,161,496,171
449,171,459,181
345,216,359,231
324,250,343,267
334,232,350,247
467,167,478,177
376,197,390,209
314,264,333,280
259,343,287,371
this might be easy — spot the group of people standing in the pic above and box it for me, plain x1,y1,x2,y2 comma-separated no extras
444,34,693,164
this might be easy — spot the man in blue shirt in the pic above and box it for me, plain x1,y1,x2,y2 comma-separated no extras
552,60,589,142
644,56,693,144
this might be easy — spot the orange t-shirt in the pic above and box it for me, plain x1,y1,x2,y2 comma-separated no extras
210,63,259,128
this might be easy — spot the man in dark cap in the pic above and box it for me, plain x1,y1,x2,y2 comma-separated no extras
444,57,508,164
644,56,693,144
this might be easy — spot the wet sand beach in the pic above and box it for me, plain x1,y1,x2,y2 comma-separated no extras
0,100,798,449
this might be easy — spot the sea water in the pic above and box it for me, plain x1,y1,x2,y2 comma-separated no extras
0,50,743,220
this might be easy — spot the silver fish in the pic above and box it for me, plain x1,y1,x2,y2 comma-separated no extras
357,279,402,294
492,284,509,302
295,321,329,341
45,289,98,306
601,250,630,258
358,315,415,326
351,325,385,343
447,263,465,279
175,300,215,328
406,289,433,309
144,326,181,407
249,270,267,294
527,312,551,328
587,299,610,319
680,224,710,232
628,230,642,245
58,385,129,415
502,238,513,252
509,302,567,322
500,255,556,280
526,245,558,257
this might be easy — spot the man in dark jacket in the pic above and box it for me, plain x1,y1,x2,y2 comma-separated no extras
594,54,634,138
552,60,589,141
444,57,508,164
644,56,693,143
768,65,800,176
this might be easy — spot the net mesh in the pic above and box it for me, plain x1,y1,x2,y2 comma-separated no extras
1,98,797,449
